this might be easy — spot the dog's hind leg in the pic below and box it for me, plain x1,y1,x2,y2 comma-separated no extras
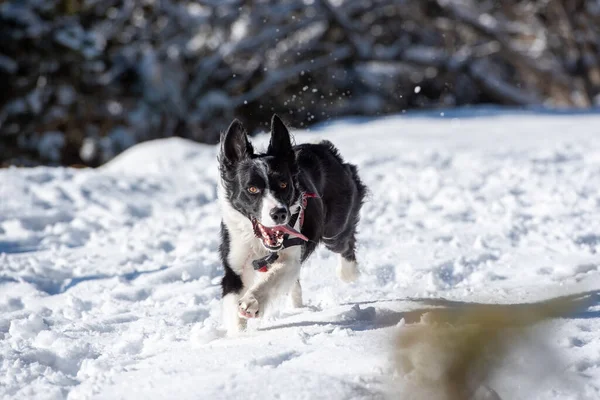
337,259,359,283
333,163,366,283
289,279,303,308
325,229,360,283
337,256,360,283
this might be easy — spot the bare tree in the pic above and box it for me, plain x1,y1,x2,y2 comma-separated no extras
1,0,598,166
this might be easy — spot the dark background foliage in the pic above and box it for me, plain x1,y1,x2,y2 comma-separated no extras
1,0,599,167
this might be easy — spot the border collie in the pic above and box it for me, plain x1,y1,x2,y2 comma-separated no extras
217,115,367,335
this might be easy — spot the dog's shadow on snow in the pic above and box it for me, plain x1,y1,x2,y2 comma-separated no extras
260,290,600,332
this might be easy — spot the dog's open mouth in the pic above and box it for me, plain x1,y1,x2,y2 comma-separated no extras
252,218,309,251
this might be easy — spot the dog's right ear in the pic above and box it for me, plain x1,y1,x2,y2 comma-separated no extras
220,119,253,165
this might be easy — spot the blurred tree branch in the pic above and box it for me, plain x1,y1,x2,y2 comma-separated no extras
1,0,598,166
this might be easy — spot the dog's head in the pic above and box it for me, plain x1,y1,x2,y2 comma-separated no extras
219,115,301,251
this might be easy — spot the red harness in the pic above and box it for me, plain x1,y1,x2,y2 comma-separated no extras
254,192,319,272
298,192,319,228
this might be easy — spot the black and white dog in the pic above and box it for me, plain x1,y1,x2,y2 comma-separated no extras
218,115,367,335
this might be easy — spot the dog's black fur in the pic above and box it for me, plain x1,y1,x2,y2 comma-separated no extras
218,115,367,308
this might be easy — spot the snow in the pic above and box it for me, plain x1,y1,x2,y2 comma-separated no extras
1,110,600,399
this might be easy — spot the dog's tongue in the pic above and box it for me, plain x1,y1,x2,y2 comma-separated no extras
276,225,308,242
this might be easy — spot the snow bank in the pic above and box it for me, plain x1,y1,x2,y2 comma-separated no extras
1,112,599,399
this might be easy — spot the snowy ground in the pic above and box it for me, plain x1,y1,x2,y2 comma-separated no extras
1,110,600,400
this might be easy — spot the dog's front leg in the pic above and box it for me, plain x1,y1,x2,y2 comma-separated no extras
238,254,301,319
289,279,303,308
222,291,247,334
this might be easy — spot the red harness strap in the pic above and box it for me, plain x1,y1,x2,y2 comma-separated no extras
299,192,319,228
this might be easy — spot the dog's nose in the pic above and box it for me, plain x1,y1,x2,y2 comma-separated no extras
270,207,288,225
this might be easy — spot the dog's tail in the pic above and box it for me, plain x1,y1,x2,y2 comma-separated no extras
319,139,368,203
346,163,368,205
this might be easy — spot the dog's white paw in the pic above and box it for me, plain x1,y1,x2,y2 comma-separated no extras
336,258,360,283
238,294,260,319
225,318,247,337
223,293,247,335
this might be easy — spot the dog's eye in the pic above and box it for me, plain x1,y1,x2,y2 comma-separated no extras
279,182,287,189
247,186,260,194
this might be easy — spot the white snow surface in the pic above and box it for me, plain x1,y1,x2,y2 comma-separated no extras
1,111,600,399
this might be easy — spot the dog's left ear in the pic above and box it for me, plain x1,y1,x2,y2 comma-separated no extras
268,115,293,158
